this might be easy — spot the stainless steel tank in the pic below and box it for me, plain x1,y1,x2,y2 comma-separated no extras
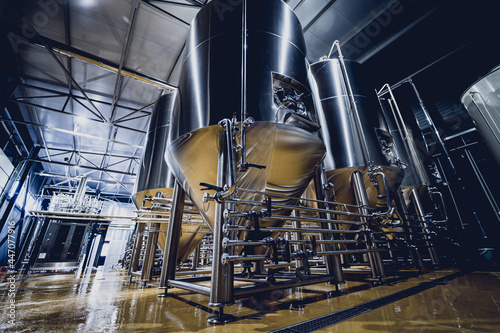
377,84,431,206
132,92,207,262
167,0,326,237
309,58,404,215
461,65,500,167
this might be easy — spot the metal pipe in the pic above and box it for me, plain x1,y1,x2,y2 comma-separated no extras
222,238,364,248
225,211,366,225
209,128,234,307
239,0,248,171
167,279,211,295
223,197,372,218
235,187,363,209
215,119,237,200
222,248,398,264
408,79,457,172
224,225,363,234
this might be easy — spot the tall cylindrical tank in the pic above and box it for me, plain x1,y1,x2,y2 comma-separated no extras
461,65,500,167
377,84,432,206
309,58,404,213
172,0,316,136
133,92,176,207
167,0,326,239
132,92,206,262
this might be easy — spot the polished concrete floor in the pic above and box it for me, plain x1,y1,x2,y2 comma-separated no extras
1,267,499,332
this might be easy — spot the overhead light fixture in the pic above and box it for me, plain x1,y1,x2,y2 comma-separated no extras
79,0,97,7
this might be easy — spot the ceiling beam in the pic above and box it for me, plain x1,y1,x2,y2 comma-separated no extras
10,98,148,134
18,82,153,115
30,158,137,176
9,32,177,91
142,0,192,25
0,119,144,149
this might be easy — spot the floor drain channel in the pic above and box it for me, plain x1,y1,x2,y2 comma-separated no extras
270,270,468,333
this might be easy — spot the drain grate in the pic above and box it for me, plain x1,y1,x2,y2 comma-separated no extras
270,270,467,333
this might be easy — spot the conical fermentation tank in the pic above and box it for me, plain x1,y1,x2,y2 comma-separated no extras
309,58,405,222
132,93,207,262
166,0,326,242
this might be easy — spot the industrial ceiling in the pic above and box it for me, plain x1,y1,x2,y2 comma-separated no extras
0,0,497,200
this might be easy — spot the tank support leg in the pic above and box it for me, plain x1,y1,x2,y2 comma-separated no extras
394,189,424,269
411,188,439,267
128,222,145,278
314,167,345,287
352,170,385,280
141,221,160,285
158,181,185,296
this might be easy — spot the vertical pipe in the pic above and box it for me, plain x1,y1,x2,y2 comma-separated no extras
73,176,88,206
411,188,439,266
292,215,303,269
351,170,385,279
159,181,185,288
209,128,234,308
239,0,248,170
408,80,456,172
191,243,201,271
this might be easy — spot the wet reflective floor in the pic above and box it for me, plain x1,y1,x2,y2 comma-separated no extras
1,268,499,332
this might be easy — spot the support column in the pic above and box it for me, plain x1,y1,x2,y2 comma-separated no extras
351,170,385,279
